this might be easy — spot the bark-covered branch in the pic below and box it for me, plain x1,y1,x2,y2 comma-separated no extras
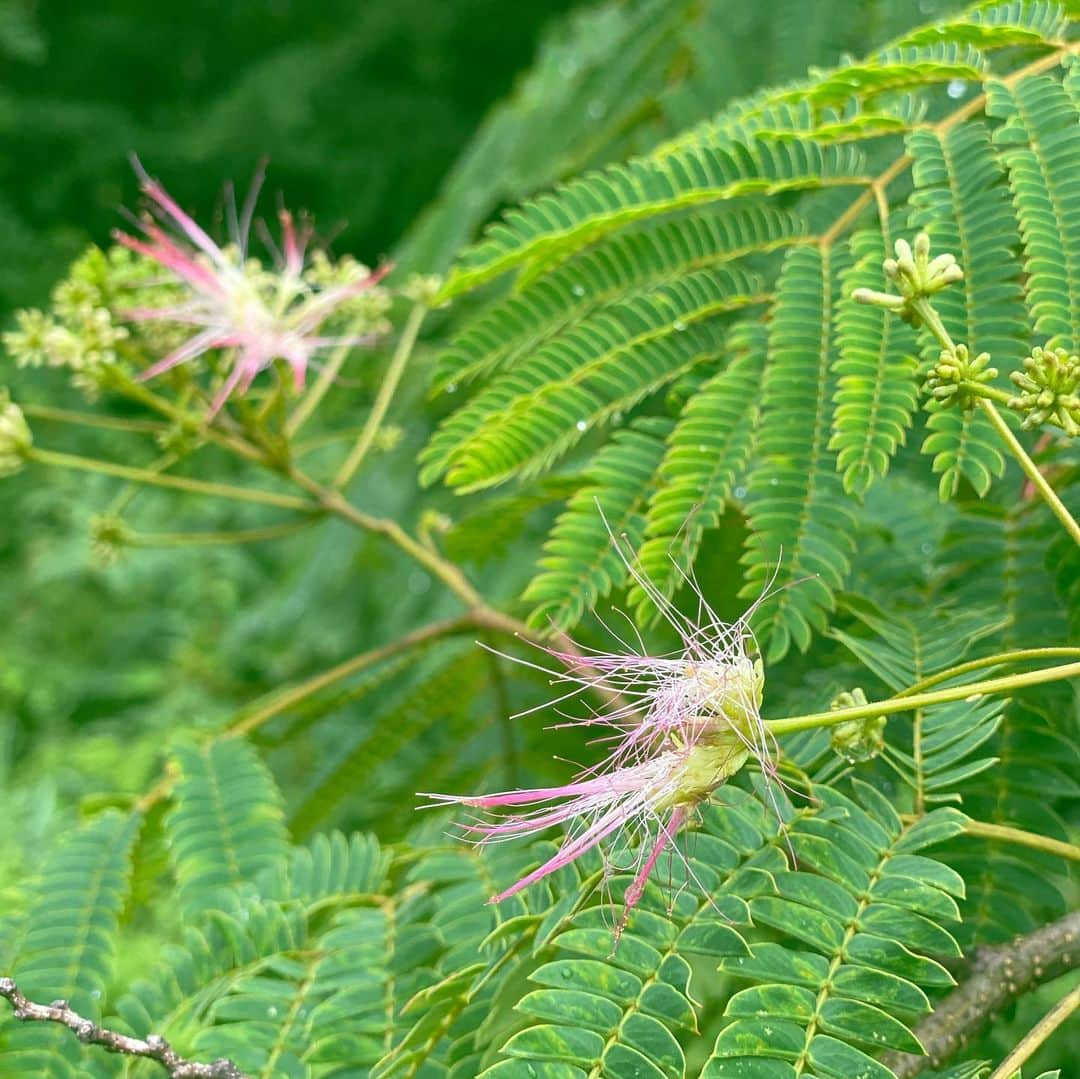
0,978,248,1079
884,910,1080,1078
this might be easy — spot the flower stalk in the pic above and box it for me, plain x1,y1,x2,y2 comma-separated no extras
27,446,317,512
333,301,427,489
768,661,1080,737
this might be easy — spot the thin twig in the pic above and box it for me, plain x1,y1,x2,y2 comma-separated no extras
768,661,1080,736
884,911,1080,1078
127,518,317,548
225,613,482,739
979,398,1080,545
987,984,1080,1079
333,303,426,489
0,978,248,1079
29,447,318,513
960,818,1080,864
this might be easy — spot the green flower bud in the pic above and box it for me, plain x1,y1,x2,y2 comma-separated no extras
3,309,56,368
1008,346,1080,436
924,344,997,409
0,389,32,477
666,735,750,808
401,272,446,307
829,688,887,764
857,233,964,321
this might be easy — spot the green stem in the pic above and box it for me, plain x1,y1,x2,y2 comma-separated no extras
106,451,180,516
29,447,317,512
333,303,426,489
290,468,492,612
910,296,955,352
962,818,1080,864
767,661,1080,736
226,613,482,738
900,647,1080,698
128,519,317,547
988,984,1080,1079
285,315,374,437
21,404,166,435
979,397,1080,545
106,368,267,465
963,380,1013,406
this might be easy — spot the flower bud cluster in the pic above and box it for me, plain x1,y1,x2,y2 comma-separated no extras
924,343,998,410
0,389,32,477
1,247,160,400
301,251,393,335
401,272,445,307
1008,346,1079,436
852,232,963,324
829,688,886,763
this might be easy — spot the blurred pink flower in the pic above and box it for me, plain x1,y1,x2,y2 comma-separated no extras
114,160,389,414
424,555,778,935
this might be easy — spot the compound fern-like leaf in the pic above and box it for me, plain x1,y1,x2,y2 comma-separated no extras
524,416,671,633
632,322,764,621
165,738,289,918
740,245,856,662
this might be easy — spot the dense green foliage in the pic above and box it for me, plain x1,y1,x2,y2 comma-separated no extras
1,2,1078,1078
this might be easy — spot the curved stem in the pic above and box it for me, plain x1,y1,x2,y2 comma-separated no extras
961,817,1080,864
911,296,955,353
226,613,481,739
901,811,1080,863
285,313,378,436
767,661,1080,737
333,303,426,489
899,647,1080,698
988,985,1080,1079
29,447,317,512
979,398,1080,545
963,380,1013,406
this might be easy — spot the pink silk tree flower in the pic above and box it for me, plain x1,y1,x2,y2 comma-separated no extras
424,553,779,936
114,160,390,415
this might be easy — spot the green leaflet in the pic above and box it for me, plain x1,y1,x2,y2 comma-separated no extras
831,229,920,495
523,415,672,632
632,322,765,622
430,205,804,395
987,67,1080,352
0,812,139,1078
705,792,964,1076
439,137,865,297
424,265,764,491
908,121,1025,500
741,245,857,662
165,738,289,918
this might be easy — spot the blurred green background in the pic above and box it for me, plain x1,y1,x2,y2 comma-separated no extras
0,0,579,309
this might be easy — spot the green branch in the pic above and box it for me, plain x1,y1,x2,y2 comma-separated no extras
899,648,1080,697
29,447,317,512
127,519,317,548
333,303,426,489
768,661,1080,736
979,397,1080,545
988,985,1080,1079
